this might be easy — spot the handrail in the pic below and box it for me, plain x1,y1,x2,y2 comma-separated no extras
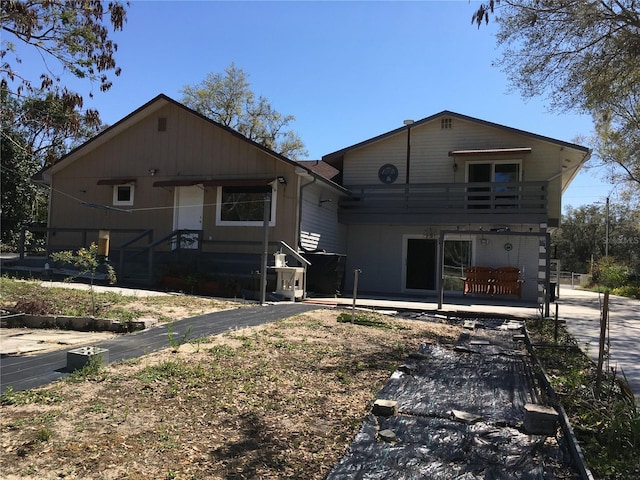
118,229,154,280
338,180,548,221
18,226,148,260
118,229,154,250
146,230,203,285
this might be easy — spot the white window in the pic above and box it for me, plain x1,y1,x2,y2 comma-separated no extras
216,182,276,226
113,184,134,206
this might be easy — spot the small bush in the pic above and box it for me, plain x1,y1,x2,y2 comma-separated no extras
592,257,631,289
612,283,640,299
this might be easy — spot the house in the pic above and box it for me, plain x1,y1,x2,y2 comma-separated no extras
33,97,590,311
35,94,348,296
321,112,591,314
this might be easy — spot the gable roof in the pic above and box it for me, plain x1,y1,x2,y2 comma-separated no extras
36,94,347,193
322,109,591,166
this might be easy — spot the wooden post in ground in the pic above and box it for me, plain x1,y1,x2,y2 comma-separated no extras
351,269,361,323
554,302,559,344
596,292,609,393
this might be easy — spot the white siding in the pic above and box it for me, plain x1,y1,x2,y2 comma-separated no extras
340,116,587,223
300,182,347,254
343,134,407,185
343,222,541,301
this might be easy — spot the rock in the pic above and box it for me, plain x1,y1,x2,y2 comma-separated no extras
378,429,397,443
524,403,559,435
372,399,398,417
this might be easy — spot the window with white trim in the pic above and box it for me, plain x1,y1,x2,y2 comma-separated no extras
113,184,134,206
216,182,276,226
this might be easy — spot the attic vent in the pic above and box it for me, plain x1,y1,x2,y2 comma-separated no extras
157,117,167,132
441,118,453,129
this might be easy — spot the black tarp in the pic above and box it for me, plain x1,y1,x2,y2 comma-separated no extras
326,317,580,480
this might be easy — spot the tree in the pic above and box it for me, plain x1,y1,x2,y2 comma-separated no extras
1,88,100,249
1,1,127,247
553,203,640,274
51,243,116,316
181,63,307,160
0,121,46,247
590,111,640,192
1,0,128,134
471,1,640,197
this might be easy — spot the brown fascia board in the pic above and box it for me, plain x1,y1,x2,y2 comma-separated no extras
321,110,591,168
35,94,347,195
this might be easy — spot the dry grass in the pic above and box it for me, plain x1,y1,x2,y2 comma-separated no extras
0,309,461,479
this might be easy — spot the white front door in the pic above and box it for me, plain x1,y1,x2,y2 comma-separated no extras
173,186,204,249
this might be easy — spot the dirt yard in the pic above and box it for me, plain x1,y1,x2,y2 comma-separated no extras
0,309,461,479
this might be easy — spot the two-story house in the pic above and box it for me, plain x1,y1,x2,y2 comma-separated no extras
32,97,590,311
322,112,591,312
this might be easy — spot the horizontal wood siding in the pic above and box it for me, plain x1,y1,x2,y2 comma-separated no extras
343,223,540,301
343,225,408,293
409,121,456,184
472,233,540,301
49,102,298,254
343,134,407,185
340,116,587,226
300,183,347,254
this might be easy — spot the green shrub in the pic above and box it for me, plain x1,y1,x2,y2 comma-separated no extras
612,283,640,299
592,257,630,289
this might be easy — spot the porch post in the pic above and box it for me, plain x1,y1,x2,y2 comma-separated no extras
437,230,445,310
260,194,271,305
544,231,551,317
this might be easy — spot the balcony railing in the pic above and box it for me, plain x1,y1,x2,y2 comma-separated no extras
338,181,548,224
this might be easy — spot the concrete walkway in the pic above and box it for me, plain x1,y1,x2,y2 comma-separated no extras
556,288,640,399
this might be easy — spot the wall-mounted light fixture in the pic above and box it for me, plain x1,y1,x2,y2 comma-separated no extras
277,176,287,185
453,162,458,172
149,168,158,176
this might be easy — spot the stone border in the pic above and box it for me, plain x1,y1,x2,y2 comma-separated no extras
523,327,596,480
0,313,153,333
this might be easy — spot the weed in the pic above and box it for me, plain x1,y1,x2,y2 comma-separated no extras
166,322,193,350
88,403,107,414
1,386,64,406
190,335,208,352
117,357,141,366
337,311,406,330
20,464,38,476
68,353,105,381
529,319,640,479
335,369,350,385
34,427,53,442
208,344,237,360
136,359,206,385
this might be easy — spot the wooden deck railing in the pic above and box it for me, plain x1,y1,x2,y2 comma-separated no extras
338,181,548,224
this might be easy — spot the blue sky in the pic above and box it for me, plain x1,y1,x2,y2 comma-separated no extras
12,0,615,209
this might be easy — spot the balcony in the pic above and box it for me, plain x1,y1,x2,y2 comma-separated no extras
338,181,548,225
